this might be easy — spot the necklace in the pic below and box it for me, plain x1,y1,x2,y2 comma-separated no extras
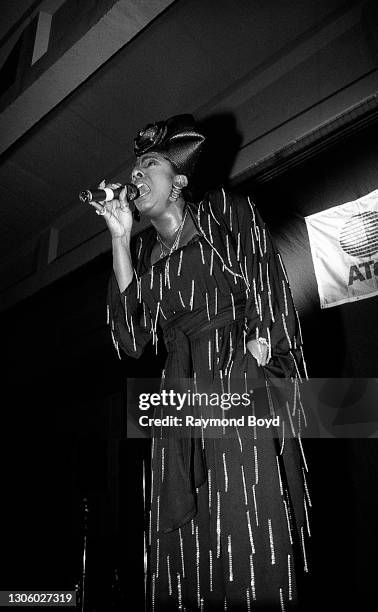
156,208,188,258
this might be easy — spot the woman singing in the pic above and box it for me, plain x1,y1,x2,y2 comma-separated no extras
92,115,311,611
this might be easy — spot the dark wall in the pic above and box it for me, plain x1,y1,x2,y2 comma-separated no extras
2,255,125,608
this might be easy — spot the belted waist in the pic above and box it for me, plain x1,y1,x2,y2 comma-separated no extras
157,292,246,535
162,291,246,346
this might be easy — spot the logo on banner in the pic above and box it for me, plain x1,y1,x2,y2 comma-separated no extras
305,190,378,308
340,211,378,285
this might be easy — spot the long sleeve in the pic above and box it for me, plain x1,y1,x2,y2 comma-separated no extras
106,240,152,360
208,188,306,379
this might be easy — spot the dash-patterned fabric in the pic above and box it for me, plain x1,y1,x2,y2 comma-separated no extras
108,189,311,610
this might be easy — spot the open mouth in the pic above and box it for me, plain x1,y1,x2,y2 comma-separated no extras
136,182,150,199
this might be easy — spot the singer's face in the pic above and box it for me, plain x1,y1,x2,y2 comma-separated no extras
131,153,176,216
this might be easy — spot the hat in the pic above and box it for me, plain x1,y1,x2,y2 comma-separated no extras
134,114,205,177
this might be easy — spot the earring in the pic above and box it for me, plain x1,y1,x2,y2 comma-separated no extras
169,175,188,202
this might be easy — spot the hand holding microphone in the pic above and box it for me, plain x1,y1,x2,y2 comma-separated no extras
86,180,138,239
79,183,140,205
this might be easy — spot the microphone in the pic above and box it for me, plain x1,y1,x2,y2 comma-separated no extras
79,183,140,204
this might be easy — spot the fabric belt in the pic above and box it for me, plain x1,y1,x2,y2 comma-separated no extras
162,292,246,372
157,293,246,533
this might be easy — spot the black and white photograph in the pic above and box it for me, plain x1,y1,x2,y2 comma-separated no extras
1,1,378,611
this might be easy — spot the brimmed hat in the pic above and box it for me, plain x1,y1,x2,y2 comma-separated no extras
134,114,205,177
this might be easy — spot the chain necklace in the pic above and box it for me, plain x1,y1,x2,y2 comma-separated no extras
156,207,188,259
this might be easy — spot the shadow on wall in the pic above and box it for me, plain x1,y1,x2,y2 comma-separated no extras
195,112,242,196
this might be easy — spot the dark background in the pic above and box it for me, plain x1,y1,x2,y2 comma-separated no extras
2,119,378,610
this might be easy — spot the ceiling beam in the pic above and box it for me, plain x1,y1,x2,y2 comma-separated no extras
0,0,175,156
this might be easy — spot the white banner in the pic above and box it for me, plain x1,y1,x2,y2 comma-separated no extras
305,189,378,308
